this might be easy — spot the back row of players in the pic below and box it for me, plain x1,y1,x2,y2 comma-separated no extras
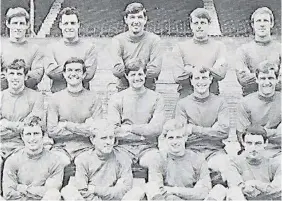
0,2,281,201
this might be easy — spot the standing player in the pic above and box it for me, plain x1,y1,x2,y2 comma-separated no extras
2,116,63,201
110,2,163,91
175,67,230,186
236,7,281,96
45,7,97,93
107,60,165,182
61,120,133,201
171,8,227,98
227,126,281,200
237,61,281,157
47,57,102,166
1,7,44,90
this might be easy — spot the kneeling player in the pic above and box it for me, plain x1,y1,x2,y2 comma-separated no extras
108,59,165,182
61,120,133,201
2,116,63,201
227,126,281,200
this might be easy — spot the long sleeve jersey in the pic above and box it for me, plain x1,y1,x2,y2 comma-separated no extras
236,40,281,96
47,88,103,158
1,40,44,90
107,88,165,146
171,38,227,97
0,87,44,157
110,31,163,91
3,148,64,200
227,154,281,200
237,92,281,151
44,39,97,93
74,149,133,201
175,93,230,152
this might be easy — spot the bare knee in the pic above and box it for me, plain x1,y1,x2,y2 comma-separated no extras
42,188,61,201
122,187,145,201
61,185,84,201
205,184,227,201
139,149,161,168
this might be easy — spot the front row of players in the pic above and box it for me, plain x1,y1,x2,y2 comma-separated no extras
0,58,281,200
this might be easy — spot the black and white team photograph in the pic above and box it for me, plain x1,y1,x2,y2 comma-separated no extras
0,0,281,200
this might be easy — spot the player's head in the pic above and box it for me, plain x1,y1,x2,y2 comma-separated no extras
63,57,86,87
59,7,80,40
251,7,274,37
190,8,211,40
124,2,147,36
242,125,268,160
90,119,116,155
125,59,146,90
191,67,213,95
6,7,29,40
6,59,28,91
21,116,44,153
162,119,187,157
255,61,278,98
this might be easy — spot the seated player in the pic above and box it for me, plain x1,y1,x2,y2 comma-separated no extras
1,7,44,90
0,59,44,193
61,120,133,201
2,116,64,201
236,7,281,96
175,67,230,186
107,59,166,182
227,126,281,200
47,57,103,166
171,8,227,98
237,61,281,157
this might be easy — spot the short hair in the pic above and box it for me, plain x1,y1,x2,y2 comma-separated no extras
124,2,147,18
242,125,268,143
191,67,212,79
91,119,116,137
63,57,86,73
124,59,146,75
255,60,279,78
24,116,42,128
59,7,79,22
251,7,274,24
6,59,28,75
6,7,30,24
162,119,186,138
190,8,211,23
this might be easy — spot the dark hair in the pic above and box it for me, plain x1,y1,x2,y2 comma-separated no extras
190,8,211,24
59,7,79,22
6,7,30,24
255,60,279,78
124,2,147,18
124,59,146,75
24,116,42,127
6,59,28,75
190,67,212,79
242,125,268,143
63,57,86,73
162,119,186,138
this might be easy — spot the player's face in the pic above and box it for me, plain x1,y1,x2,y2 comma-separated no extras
63,63,85,86
124,11,147,35
126,68,146,89
94,132,115,155
22,125,43,152
59,14,80,40
6,68,25,90
253,13,273,37
243,134,266,159
191,70,212,94
7,16,28,40
166,130,186,156
190,17,209,39
256,70,277,97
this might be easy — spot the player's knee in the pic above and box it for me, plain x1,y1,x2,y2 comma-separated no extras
122,187,145,201
226,187,246,201
205,184,227,201
61,185,83,201
42,188,61,201
51,150,71,167
139,149,161,168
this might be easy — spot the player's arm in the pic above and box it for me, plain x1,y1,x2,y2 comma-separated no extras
44,44,64,81
236,101,251,145
208,42,228,81
26,45,44,88
171,44,193,85
83,42,98,83
146,37,163,79
110,38,126,78
264,123,281,141
64,96,103,137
